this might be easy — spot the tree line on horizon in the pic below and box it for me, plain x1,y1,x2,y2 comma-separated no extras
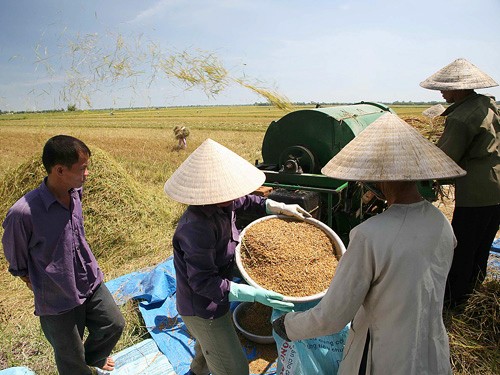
1,100,454,115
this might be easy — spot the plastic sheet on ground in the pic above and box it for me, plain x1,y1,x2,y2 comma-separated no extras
491,237,500,253
105,338,174,375
0,368,35,375
106,256,277,375
106,258,191,374
488,237,500,272
488,251,500,273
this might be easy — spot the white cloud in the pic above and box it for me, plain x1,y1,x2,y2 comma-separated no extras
128,0,178,24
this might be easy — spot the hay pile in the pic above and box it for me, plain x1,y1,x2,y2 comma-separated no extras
0,146,174,278
446,279,500,374
402,114,445,144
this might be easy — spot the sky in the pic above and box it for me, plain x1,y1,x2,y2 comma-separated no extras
1,0,499,112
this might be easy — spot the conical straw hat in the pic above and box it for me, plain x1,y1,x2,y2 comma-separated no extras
164,138,265,205
420,58,498,90
321,113,466,181
422,104,445,119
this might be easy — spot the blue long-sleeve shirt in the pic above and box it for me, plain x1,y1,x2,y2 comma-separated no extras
172,195,266,319
2,179,103,316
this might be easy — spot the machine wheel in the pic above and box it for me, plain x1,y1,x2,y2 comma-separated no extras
278,145,316,173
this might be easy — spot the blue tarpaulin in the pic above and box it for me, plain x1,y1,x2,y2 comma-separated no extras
106,256,277,375
105,338,175,375
488,238,500,271
491,238,500,253
106,258,193,375
0,368,35,375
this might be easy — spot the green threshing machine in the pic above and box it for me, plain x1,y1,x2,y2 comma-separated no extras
244,102,435,246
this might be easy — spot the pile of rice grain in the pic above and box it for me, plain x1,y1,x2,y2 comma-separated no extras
240,218,338,297
237,303,273,337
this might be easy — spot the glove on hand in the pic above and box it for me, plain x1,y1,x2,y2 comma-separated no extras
272,314,291,342
265,199,312,220
229,282,295,312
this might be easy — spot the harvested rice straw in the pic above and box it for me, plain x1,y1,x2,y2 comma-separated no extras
159,50,229,97
234,78,294,111
32,28,293,111
444,279,500,374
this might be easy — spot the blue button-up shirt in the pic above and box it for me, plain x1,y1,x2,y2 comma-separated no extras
2,179,103,316
173,195,266,319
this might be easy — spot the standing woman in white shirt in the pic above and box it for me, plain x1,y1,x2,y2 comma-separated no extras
273,113,466,375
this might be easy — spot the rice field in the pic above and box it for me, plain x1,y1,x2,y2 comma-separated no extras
0,104,498,374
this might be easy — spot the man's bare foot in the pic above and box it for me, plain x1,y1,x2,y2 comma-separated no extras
101,357,115,371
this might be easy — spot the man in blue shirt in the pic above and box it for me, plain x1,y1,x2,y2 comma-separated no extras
2,135,125,374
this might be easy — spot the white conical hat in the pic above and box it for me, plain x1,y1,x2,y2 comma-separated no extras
422,104,445,119
321,113,466,181
420,58,498,90
164,138,265,205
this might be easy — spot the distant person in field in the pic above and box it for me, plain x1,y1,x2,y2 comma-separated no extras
272,113,465,375
164,138,310,375
420,58,500,308
173,125,190,149
2,135,125,375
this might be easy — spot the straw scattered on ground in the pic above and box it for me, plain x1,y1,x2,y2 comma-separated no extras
444,279,500,375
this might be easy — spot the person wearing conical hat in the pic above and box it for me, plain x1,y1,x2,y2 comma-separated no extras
173,125,190,149
421,58,500,308
164,138,310,375
272,113,465,375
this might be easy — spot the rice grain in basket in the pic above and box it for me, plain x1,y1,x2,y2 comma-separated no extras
237,216,345,301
